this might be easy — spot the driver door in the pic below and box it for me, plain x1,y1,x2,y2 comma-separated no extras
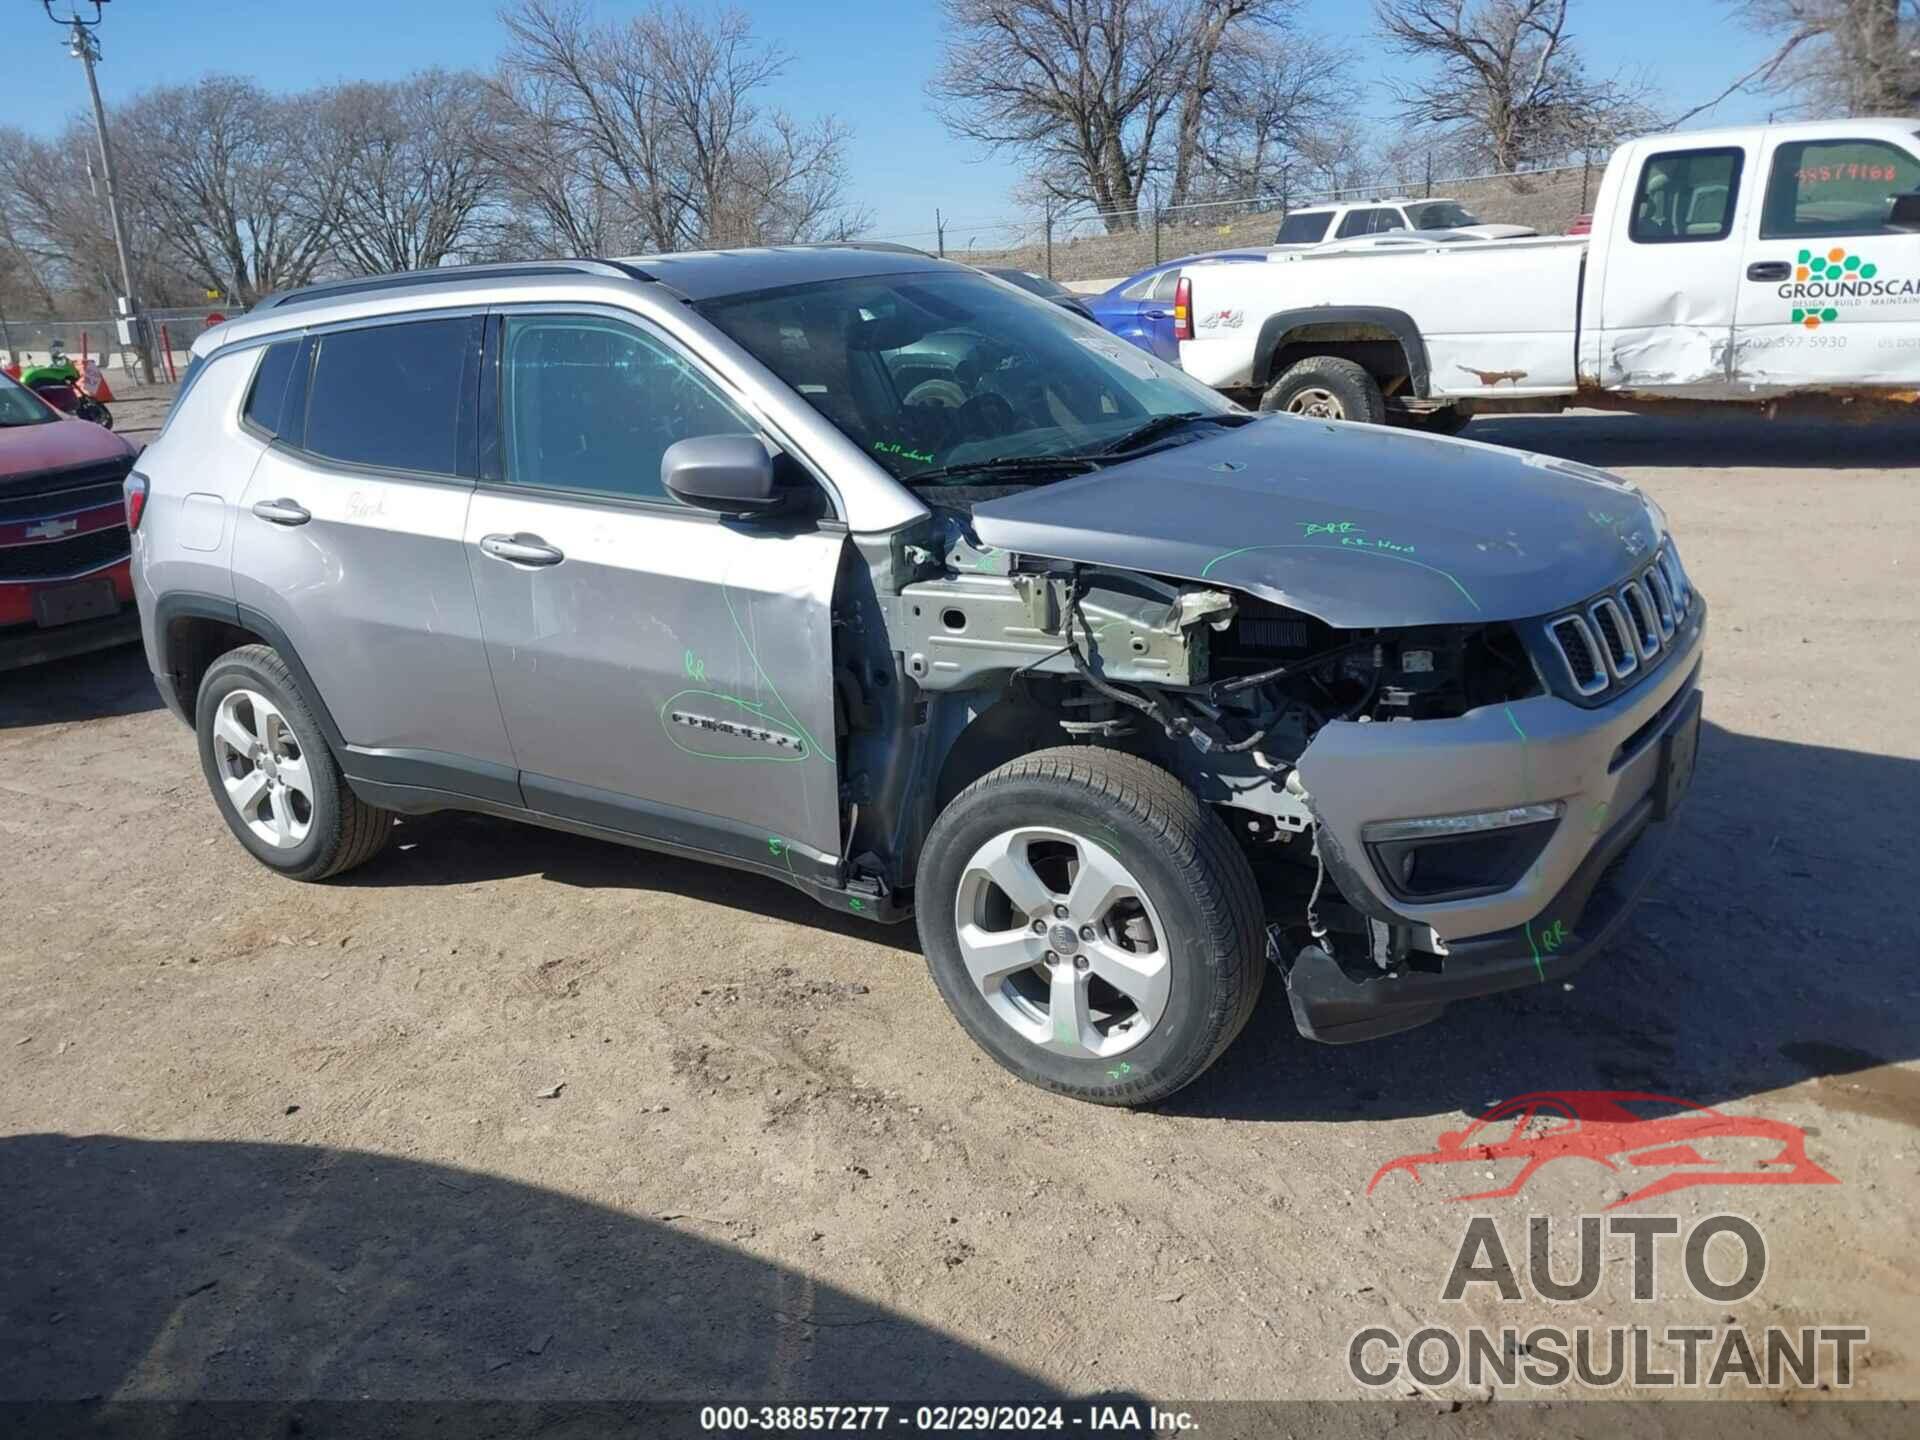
464,308,846,871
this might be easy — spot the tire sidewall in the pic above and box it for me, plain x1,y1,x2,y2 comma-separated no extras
195,652,340,877
1262,359,1380,423
917,773,1236,1099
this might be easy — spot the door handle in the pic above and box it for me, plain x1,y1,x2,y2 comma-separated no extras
480,532,565,567
1143,308,1170,319
1746,261,1791,281
251,498,311,526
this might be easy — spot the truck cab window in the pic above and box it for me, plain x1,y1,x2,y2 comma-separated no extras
1630,148,1743,243
1760,138,1920,239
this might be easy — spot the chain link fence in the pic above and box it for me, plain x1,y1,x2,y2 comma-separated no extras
1,305,223,381
873,158,1603,287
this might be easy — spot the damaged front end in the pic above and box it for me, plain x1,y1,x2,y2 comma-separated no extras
870,501,1665,1043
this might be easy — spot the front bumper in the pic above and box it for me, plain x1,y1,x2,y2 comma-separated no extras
0,603,142,671
1284,595,1707,1042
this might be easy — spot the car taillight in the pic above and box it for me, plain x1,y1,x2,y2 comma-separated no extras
124,471,149,532
1173,275,1192,341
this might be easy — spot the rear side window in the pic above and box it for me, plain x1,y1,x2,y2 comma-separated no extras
1630,147,1743,243
1149,270,1184,302
242,340,303,439
303,318,471,475
1275,212,1331,244
1760,137,1920,238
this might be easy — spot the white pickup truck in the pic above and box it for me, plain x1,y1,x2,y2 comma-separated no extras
1178,117,1920,429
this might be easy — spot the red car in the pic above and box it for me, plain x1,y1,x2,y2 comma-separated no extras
1367,1090,1839,1209
0,369,144,669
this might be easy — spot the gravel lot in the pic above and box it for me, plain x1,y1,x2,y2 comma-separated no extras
2,399,1916,1422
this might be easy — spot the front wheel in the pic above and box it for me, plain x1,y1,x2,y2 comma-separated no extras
916,748,1265,1106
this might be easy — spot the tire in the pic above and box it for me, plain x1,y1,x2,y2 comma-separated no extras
1259,355,1385,424
916,747,1265,1107
195,644,393,881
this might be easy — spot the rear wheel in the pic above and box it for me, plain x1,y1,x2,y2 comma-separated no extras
916,748,1264,1106
1260,355,1385,424
195,645,393,881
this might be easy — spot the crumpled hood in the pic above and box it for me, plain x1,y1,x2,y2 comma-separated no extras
969,415,1663,627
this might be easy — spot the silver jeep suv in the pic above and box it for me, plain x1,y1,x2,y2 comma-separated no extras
131,247,1705,1105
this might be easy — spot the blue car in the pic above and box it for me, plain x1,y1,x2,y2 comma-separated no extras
1086,252,1270,363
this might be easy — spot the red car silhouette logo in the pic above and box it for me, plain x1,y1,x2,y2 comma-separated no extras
1367,1090,1838,1209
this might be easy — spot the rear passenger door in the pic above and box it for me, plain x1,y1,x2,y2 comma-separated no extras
464,307,846,870
1732,130,1920,391
234,313,518,784
1595,142,1749,395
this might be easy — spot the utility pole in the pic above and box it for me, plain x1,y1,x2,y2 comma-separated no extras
45,1,154,383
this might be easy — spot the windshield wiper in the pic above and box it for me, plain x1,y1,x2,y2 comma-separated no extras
1095,410,1249,455
904,454,1102,486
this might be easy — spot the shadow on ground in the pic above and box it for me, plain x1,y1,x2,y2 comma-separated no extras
0,643,158,729
1465,412,1917,470
0,1134,1052,1407
1168,718,1920,1124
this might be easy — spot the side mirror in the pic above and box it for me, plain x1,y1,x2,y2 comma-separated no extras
1887,191,1920,231
662,434,786,515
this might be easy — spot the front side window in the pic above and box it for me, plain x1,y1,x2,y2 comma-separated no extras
700,270,1238,485
304,318,471,475
1761,137,1920,238
1631,148,1743,243
500,315,754,503
1275,211,1331,244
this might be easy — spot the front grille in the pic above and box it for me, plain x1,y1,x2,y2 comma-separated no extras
1542,541,1694,703
1589,598,1636,678
0,523,131,582
0,454,133,509
1548,616,1606,695
0,479,125,526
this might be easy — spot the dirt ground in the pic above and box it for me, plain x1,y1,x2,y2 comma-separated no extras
2,398,1916,1422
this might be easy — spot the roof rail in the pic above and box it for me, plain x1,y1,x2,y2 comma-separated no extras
795,240,936,258
253,258,652,312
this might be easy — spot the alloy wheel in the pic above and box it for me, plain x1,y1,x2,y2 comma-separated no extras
211,688,314,849
952,826,1172,1059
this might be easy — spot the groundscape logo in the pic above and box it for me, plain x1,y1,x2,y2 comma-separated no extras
1778,245,1919,326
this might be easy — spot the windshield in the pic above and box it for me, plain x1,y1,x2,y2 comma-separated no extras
1404,201,1479,229
1275,212,1332,243
701,270,1238,483
0,372,57,427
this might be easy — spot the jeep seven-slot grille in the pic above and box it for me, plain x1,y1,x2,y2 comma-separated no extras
1543,543,1693,702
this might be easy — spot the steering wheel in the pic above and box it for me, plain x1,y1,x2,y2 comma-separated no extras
955,391,1016,439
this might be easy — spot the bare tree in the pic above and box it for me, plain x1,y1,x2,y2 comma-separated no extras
1188,31,1354,198
1373,1,1654,173
494,0,866,252
109,77,340,305
1687,1,1920,120
325,72,499,273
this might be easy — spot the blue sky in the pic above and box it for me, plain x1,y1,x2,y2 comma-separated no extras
7,0,1784,237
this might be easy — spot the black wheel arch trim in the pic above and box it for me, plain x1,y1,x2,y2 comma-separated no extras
1252,305,1431,398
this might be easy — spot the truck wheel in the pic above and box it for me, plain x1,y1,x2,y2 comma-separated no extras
1260,355,1385,424
195,644,394,881
916,747,1264,1107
